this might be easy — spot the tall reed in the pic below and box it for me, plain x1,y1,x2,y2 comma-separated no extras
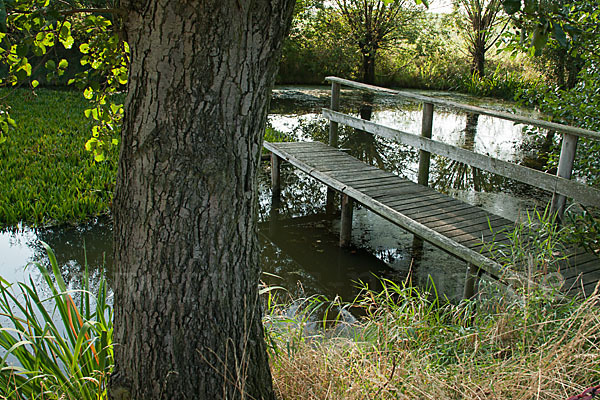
0,242,113,399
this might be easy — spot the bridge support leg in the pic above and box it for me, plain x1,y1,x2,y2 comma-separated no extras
271,153,281,199
326,189,336,214
340,194,353,247
463,263,482,300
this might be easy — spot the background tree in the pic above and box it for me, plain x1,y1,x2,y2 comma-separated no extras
334,0,424,84
453,0,506,78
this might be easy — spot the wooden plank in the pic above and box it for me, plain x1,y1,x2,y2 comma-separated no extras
326,169,388,181
435,219,510,239
410,202,483,221
381,191,443,207
352,177,413,190
323,109,600,207
324,76,600,141
367,186,435,201
372,186,438,202
424,213,509,231
392,196,459,213
417,204,494,224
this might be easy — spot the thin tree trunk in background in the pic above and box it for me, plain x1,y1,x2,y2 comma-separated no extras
110,0,295,398
363,53,376,85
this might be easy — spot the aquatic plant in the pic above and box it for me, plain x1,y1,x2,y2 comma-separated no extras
0,243,113,399
0,89,119,228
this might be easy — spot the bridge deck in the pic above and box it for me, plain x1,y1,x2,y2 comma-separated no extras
265,141,600,296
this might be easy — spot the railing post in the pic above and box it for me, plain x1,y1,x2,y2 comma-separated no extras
328,81,341,148
326,81,341,213
271,153,281,199
463,263,481,300
339,194,353,247
417,102,434,186
550,133,578,222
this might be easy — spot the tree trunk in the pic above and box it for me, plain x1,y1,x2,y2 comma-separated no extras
471,39,485,78
110,1,295,399
362,52,376,85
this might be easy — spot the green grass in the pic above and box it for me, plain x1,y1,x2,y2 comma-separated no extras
0,89,119,228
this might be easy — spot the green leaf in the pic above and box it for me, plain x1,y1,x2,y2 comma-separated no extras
31,80,39,88
45,59,56,70
59,22,74,49
84,137,98,151
16,43,28,57
58,59,68,69
83,87,93,100
22,62,31,76
553,23,567,48
94,152,105,162
502,0,521,15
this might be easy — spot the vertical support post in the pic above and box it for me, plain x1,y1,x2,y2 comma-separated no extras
463,263,481,300
326,81,342,213
271,153,281,199
328,81,341,147
339,194,353,247
550,133,578,222
417,102,434,186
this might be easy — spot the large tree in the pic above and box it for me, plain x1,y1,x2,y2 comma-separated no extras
109,0,295,398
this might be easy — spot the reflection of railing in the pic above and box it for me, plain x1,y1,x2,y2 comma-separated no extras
324,76,600,221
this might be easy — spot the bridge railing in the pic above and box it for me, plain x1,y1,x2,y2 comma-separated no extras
323,76,600,222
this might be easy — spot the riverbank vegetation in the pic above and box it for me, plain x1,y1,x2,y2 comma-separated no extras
1,242,598,399
0,89,118,228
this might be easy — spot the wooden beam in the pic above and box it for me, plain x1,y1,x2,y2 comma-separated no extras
271,153,281,199
324,76,600,141
418,102,434,186
340,194,353,247
322,109,600,207
551,133,579,221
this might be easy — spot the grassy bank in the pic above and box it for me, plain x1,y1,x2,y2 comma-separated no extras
0,89,119,228
267,281,600,400
1,245,598,399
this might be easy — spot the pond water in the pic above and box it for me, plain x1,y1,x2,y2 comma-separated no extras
0,85,551,304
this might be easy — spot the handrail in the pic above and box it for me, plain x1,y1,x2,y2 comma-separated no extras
323,76,599,219
325,76,600,141
323,108,600,207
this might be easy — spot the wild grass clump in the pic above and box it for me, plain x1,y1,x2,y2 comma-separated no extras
0,243,113,399
0,89,119,228
267,278,600,400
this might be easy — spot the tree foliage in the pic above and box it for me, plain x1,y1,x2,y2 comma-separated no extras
0,0,126,160
334,0,426,83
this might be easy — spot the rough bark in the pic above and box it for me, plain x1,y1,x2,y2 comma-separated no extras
110,1,295,398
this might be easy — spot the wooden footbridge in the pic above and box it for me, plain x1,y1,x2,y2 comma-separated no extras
265,77,600,299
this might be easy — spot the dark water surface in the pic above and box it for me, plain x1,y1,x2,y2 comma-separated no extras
1,85,551,302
